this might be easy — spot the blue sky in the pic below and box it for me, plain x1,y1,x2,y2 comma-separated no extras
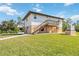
0,3,79,23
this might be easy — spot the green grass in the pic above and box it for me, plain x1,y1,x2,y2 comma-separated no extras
0,33,79,56
77,32,79,35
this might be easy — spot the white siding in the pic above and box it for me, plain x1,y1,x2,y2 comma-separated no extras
30,13,59,26
24,14,32,33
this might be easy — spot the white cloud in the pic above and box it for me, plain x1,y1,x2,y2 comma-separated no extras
0,5,19,16
32,7,42,12
32,4,42,12
71,15,79,20
64,3,75,6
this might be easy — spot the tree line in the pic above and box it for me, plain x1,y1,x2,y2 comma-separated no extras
62,19,79,32
0,17,24,34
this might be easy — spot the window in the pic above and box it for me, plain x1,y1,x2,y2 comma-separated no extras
34,15,37,19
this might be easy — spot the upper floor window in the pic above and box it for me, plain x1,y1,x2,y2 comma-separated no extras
34,15,37,19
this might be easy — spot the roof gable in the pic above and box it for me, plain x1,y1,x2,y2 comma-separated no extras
22,11,64,21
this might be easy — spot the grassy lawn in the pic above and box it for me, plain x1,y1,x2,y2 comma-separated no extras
0,33,79,56
77,32,79,35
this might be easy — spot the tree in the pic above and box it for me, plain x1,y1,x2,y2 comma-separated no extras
77,20,79,25
1,19,19,33
62,18,71,31
17,16,22,24
62,21,68,31
75,22,79,32
1,20,9,33
17,16,24,32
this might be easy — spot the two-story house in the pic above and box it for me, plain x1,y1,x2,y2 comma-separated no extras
22,11,64,34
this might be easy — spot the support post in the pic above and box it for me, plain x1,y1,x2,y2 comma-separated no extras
57,20,63,33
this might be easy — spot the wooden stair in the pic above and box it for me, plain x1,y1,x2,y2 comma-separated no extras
32,20,58,34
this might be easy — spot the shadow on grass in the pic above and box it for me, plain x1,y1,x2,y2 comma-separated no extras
0,33,22,36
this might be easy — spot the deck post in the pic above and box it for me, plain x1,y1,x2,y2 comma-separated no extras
57,20,63,33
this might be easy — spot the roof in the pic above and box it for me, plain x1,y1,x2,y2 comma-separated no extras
22,11,64,21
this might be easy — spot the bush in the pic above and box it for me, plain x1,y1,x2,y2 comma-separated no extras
14,27,19,33
0,20,20,34
0,30,2,34
62,22,69,31
75,24,79,32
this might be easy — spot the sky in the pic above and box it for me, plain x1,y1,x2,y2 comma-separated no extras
0,3,79,23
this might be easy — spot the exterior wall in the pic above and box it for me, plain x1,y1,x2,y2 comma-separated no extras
24,14,32,34
31,25,38,33
39,25,57,33
30,13,60,33
46,25,57,33
24,13,63,34
31,14,59,26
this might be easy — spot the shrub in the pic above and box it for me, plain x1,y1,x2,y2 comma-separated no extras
75,24,79,32
0,30,2,34
62,22,69,31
